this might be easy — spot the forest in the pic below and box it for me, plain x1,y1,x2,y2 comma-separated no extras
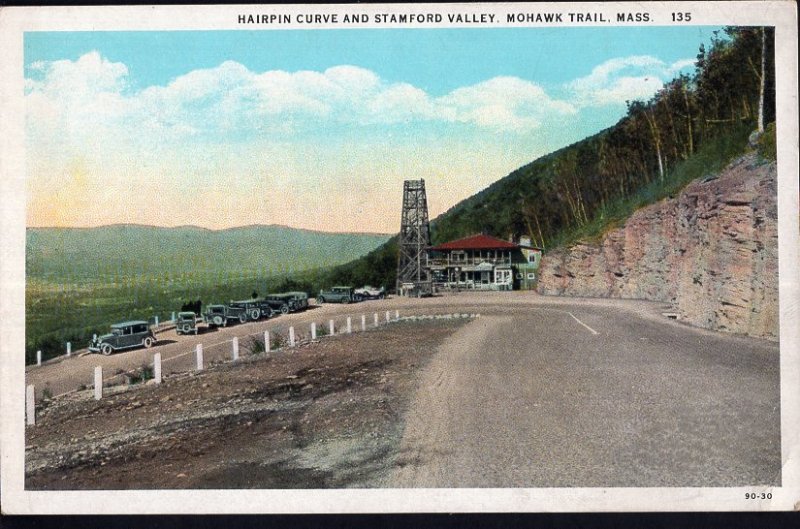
323,26,777,290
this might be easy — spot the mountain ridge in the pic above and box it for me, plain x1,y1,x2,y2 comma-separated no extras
27,223,392,237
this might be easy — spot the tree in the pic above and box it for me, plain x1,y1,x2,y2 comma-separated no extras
758,26,766,132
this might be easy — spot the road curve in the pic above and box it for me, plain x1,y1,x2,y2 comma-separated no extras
390,299,780,487
26,291,779,487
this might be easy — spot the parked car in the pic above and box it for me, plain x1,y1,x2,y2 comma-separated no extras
262,295,292,315
266,292,309,313
89,321,157,356
283,291,309,311
355,285,385,300
203,304,248,327
400,281,433,298
228,299,275,321
175,311,199,335
317,286,359,304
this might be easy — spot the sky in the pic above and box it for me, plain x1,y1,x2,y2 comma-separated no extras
24,27,721,233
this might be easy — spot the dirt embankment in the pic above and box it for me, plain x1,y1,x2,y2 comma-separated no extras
25,318,467,489
538,153,778,340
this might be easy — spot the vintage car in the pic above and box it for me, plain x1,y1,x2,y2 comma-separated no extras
228,299,275,321
175,311,199,335
266,292,309,313
399,281,433,298
283,291,309,311
203,304,248,327
89,321,157,356
317,286,359,304
355,285,386,300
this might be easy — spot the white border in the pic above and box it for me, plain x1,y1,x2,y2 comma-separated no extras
1,1,798,514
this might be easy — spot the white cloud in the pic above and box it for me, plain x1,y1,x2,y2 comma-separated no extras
567,55,695,107
25,51,580,153
436,76,576,131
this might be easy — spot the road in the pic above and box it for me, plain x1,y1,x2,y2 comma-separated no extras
390,296,780,487
26,291,780,487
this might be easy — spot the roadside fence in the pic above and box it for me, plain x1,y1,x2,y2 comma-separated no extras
25,311,480,424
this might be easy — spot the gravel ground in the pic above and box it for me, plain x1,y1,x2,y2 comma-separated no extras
25,318,468,489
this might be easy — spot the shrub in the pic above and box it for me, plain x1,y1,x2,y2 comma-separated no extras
270,333,286,350
248,336,266,355
127,363,154,385
757,122,777,161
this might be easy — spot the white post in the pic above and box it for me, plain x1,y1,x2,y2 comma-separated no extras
361,314,366,332
154,353,162,384
329,319,335,335
264,331,271,353
347,317,352,334
94,366,103,400
36,350,42,366
395,310,399,321
374,313,379,327
171,311,176,322
155,316,159,327
26,385,35,426
386,311,391,323
232,337,239,361
196,343,204,371
66,342,71,356
311,322,317,340
289,326,296,347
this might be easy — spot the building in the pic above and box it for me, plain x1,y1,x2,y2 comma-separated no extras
425,234,543,291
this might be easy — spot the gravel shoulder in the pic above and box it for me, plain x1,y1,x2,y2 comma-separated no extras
25,318,467,489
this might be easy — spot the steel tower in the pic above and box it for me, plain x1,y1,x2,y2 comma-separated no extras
396,179,431,291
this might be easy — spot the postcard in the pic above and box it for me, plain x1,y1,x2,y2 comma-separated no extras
1,1,798,514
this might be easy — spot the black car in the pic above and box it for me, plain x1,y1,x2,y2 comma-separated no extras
228,299,275,321
89,321,157,356
203,304,248,327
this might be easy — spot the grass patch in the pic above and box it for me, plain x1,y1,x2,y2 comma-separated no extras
270,333,287,351
247,336,267,355
757,122,776,161
126,363,154,385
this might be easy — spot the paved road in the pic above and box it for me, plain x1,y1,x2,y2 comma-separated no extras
391,298,780,487
27,291,780,487
27,291,632,398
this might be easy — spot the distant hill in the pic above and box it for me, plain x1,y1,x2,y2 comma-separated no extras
27,224,391,283
26,224,390,363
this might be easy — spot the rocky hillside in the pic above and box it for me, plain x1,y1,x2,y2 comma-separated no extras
538,152,778,340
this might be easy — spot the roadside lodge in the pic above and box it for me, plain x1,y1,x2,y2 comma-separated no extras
425,234,542,291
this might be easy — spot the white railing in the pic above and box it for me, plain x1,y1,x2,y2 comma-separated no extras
25,311,484,424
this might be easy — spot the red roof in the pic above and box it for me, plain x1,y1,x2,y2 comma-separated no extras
429,234,519,251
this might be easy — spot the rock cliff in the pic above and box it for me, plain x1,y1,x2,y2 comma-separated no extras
537,153,778,340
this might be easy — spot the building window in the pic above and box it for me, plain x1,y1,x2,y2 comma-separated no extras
527,273,536,280
528,253,537,263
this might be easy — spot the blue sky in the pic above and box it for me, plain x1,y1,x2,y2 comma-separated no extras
24,27,722,231
25,27,716,93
